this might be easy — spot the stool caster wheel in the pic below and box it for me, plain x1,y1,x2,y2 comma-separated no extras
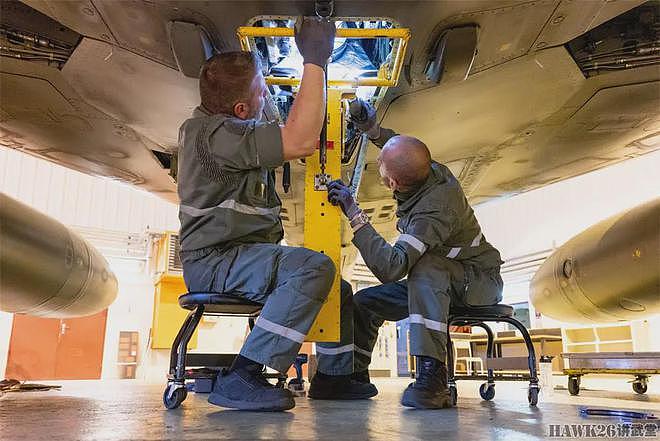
568,376,580,396
479,382,495,401
163,382,187,410
449,385,457,406
632,377,648,395
528,385,539,406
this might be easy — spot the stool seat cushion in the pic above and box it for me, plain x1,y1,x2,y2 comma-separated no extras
450,303,514,318
179,292,263,315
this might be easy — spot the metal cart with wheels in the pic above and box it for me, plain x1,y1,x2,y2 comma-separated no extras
562,352,659,396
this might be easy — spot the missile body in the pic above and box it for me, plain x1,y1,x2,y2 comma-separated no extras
530,198,660,324
0,193,118,317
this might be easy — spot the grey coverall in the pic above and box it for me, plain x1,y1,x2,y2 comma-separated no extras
316,129,503,375
178,107,336,373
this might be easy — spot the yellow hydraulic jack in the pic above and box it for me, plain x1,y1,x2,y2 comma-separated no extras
236,19,410,342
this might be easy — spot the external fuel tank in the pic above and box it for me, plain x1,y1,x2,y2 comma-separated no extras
0,193,118,317
530,198,660,324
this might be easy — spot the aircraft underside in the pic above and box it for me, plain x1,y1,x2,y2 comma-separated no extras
0,0,658,321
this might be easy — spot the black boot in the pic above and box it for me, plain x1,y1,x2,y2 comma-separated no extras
208,364,295,411
401,356,453,409
351,369,371,384
309,371,378,400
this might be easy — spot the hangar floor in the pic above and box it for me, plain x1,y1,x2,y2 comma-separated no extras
1,377,657,440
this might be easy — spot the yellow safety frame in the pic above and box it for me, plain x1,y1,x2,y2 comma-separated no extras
236,26,410,88
235,24,410,342
304,88,343,341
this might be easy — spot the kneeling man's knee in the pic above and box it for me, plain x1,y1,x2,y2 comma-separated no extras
353,286,381,310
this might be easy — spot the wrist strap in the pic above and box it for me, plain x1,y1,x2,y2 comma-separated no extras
352,222,367,233
349,210,370,231
348,209,363,224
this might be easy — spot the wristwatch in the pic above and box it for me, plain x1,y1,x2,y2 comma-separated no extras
349,210,370,231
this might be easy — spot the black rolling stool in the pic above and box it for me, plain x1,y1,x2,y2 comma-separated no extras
163,291,284,409
446,304,540,406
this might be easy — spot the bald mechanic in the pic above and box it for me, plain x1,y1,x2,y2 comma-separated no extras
177,18,336,412
309,100,503,409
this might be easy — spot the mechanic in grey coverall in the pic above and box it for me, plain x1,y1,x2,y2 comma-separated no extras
176,18,339,412
309,100,504,409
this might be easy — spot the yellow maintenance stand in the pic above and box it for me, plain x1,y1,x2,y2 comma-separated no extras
236,24,410,342
303,87,344,341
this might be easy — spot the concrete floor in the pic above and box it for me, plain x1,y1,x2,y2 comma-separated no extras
1,377,658,441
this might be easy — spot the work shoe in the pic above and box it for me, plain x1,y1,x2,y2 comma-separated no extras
208,366,295,411
401,356,453,409
308,371,378,400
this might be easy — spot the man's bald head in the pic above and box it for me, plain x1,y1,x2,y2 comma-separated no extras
378,135,432,192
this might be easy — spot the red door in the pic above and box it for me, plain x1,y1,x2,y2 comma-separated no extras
5,310,108,380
